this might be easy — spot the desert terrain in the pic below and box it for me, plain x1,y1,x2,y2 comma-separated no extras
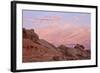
23,28,91,63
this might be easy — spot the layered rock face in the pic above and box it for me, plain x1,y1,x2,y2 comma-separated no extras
23,28,63,62
23,28,91,63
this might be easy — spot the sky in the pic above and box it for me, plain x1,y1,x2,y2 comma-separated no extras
23,10,91,49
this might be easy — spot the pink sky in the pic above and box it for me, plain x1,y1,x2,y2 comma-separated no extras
23,10,91,49
34,20,90,49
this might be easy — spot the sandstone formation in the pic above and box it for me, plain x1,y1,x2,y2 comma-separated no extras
23,28,91,63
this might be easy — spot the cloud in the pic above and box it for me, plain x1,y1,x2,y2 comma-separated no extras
35,20,90,49
23,14,91,49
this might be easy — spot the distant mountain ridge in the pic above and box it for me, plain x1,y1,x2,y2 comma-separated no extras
23,28,90,62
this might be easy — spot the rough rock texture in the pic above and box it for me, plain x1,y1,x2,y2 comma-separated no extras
23,28,91,63
23,28,63,62
58,45,90,60
23,28,39,42
74,44,85,49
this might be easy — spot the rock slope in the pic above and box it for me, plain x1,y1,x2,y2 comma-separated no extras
23,28,91,63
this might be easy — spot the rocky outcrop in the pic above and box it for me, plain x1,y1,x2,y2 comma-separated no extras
23,28,39,42
74,44,85,49
57,44,90,60
23,28,91,62
23,28,63,62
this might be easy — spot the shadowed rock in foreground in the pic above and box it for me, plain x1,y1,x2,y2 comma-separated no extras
23,28,91,63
